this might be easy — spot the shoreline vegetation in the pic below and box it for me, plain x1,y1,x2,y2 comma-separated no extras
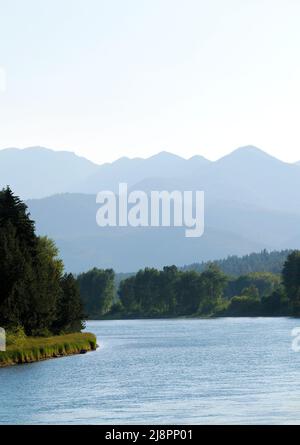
0,187,96,368
2,187,300,370
78,251,300,320
0,332,97,368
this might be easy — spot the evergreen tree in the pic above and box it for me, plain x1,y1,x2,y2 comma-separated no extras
0,186,36,252
0,222,29,327
0,188,37,330
0,188,85,335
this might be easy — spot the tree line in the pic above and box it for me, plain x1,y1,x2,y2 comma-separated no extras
77,254,300,319
61,248,300,319
2,188,300,327
0,187,84,336
183,249,291,276
116,266,287,317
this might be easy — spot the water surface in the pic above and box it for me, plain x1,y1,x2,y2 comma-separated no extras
1,318,300,424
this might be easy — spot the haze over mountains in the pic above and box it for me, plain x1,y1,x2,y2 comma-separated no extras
0,147,98,199
1,145,300,272
0,146,210,199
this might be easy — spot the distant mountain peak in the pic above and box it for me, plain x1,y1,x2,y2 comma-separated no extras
148,151,211,165
231,145,269,156
148,151,184,161
0,146,99,165
0,146,99,199
218,145,281,164
2,145,56,153
22,145,52,152
21,146,85,158
188,154,211,163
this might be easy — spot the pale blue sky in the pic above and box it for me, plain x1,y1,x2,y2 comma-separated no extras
0,0,299,163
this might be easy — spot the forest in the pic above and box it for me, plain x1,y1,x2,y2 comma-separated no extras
182,249,291,276
79,256,300,319
0,187,84,336
2,188,300,327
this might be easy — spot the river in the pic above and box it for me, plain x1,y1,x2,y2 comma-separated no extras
1,318,300,424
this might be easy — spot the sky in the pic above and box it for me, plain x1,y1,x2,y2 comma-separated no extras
0,0,300,164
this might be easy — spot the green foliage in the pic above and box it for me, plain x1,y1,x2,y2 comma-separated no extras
118,276,137,314
6,326,27,348
22,237,63,334
199,264,228,314
52,273,85,334
0,186,36,252
117,262,291,318
282,251,300,315
175,270,203,315
0,187,85,335
261,286,289,316
0,222,30,327
225,272,280,300
2,187,299,326
184,249,291,276
77,268,115,318
241,285,259,299
109,300,124,315
226,296,261,316
118,264,228,317
0,333,97,367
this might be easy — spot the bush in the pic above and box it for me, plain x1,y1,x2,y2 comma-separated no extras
6,326,26,347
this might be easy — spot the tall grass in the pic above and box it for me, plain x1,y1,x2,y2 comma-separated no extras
0,332,97,367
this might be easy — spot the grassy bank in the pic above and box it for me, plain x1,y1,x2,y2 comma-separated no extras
0,332,97,367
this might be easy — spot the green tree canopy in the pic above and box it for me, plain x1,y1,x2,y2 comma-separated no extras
0,187,85,335
77,268,115,318
282,251,300,315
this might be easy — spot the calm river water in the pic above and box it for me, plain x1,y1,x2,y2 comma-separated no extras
1,318,300,424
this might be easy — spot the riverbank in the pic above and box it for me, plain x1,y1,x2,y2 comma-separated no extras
93,311,289,320
0,332,97,367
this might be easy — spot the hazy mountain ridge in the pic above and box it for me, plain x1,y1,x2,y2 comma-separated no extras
0,146,98,199
0,146,211,198
27,193,300,272
2,145,300,271
71,150,211,194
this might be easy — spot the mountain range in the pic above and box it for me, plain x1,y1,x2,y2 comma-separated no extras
1,145,300,272
0,146,98,199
